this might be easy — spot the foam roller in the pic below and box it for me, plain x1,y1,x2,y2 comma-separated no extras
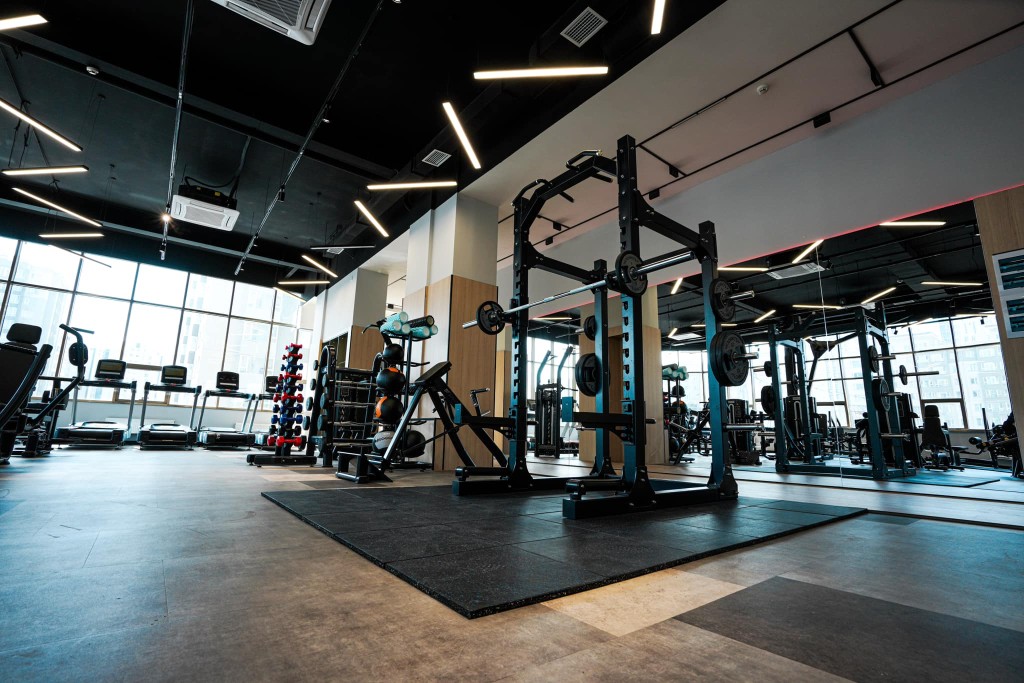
408,324,438,340
381,319,412,335
385,311,409,326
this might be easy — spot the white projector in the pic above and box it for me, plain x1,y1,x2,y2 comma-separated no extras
209,0,334,45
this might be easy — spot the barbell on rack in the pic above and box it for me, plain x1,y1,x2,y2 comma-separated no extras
463,250,754,334
897,364,940,386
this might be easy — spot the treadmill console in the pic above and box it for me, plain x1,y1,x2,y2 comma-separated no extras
216,371,240,391
95,359,127,381
264,375,277,393
161,365,188,386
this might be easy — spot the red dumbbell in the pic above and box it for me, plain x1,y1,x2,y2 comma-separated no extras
267,435,278,447
287,343,303,350
283,352,303,360
280,372,302,380
275,436,307,448
276,393,303,403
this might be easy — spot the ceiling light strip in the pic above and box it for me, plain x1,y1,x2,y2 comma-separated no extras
651,0,667,35
442,102,482,170
0,98,81,152
670,278,683,294
354,200,389,238
0,14,47,31
278,279,330,286
719,266,769,272
793,303,842,310
473,66,609,80
921,280,983,287
39,232,104,239
860,286,897,305
366,181,457,191
754,309,776,323
880,221,946,227
274,287,306,302
301,254,339,278
3,165,88,176
792,239,824,264
13,187,101,227
668,327,678,337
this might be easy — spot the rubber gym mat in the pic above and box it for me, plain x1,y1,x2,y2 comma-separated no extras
676,577,1024,682
262,487,865,618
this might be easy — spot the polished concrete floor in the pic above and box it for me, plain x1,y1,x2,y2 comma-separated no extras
2,449,1023,682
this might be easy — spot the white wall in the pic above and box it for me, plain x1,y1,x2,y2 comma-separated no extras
498,43,1024,316
319,268,389,342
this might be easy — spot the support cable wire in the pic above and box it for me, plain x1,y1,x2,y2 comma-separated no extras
162,0,196,261
234,0,386,277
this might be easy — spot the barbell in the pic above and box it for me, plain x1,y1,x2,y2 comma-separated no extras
464,249,753,334
897,364,940,386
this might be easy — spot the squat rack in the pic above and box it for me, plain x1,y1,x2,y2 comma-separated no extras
457,135,750,518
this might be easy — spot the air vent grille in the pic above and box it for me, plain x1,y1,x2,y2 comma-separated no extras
766,262,827,280
230,0,302,25
422,149,452,167
560,7,608,47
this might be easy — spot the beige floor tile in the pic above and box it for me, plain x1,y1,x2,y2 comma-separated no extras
542,567,744,636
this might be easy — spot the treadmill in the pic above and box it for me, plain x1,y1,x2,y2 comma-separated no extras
55,359,137,448
197,371,256,449
137,365,201,449
250,375,278,450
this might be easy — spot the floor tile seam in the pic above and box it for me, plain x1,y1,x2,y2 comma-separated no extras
0,618,168,657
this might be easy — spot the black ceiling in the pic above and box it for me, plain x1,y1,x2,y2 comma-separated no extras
0,0,724,288
660,201,993,349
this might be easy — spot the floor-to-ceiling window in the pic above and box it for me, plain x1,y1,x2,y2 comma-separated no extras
0,237,313,409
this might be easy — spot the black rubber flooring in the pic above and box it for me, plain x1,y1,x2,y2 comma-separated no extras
733,466,998,487
262,487,866,618
676,576,1024,682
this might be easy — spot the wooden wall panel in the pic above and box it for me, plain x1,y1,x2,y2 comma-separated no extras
346,326,382,371
975,187,1024,421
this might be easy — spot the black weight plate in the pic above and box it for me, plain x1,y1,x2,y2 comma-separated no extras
303,415,310,431
763,361,773,377
476,300,505,335
709,331,749,387
898,365,909,386
309,378,317,392
760,385,777,419
574,353,601,397
709,278,736,322
583,316,598,341
305,396,313,411
869,346,880,374
872,377,891,412
614,251,647,296
319,392,330,410
312,359,319,372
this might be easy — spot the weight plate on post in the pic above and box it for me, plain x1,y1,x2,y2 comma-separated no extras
709,331,750,387
760,385,777,419
898,365,909,386
614,251,648,296
303,415,310,431
476,300,506,335
871,377,891,412
869,346,880,374
309,378,317,392
762,361,773,377
709,278,736,322
583,315,598,341
305,396,313,411
574,353,602,397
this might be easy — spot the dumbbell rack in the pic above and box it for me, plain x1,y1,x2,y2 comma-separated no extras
305,348,375,471
249,343,316,467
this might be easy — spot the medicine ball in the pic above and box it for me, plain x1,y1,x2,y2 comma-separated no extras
381,343,404,364
671,385,685,398
372,430,395,453
376,367,407,395
374,396,404,424
403,430,427,458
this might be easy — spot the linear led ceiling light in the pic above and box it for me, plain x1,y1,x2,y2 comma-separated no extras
670,278,683,294
309,244,375,251
301,254,338,278
861,286,897,305
354,200,389,238
921,280,983,287
274,287,306,302
13,187,101,227
880,221,946,227
0,14,47,31
3,165,88,176
442,101,481,170
651,0,667,34
39,232,103,239
719,266,768,272
366,180,457,191
278,279,330,286
668,327,678,337
794,303,842,310
792,239,824,264
754,309,776,323
473,66,609,80
0,97,81,152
